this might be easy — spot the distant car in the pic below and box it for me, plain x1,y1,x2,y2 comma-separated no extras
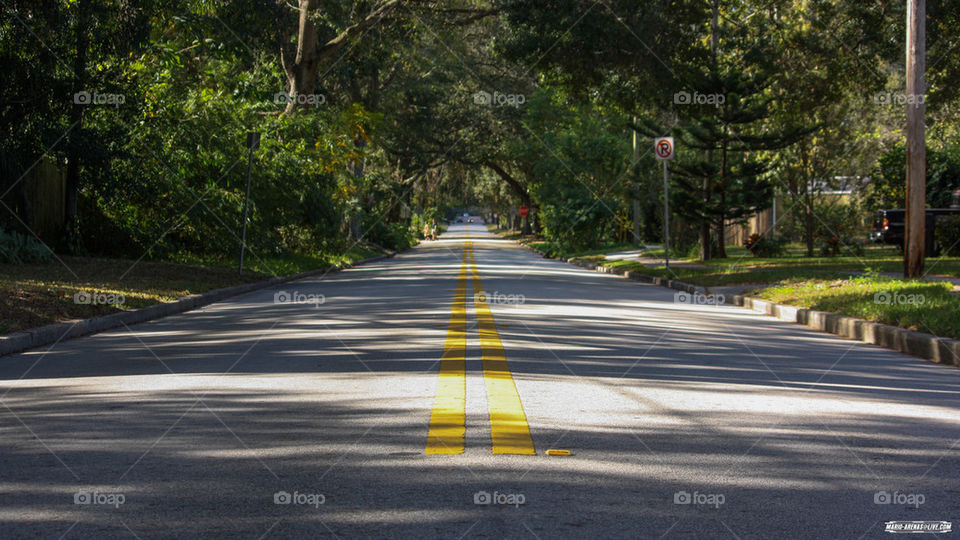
467,218,474,223
871,208,960,255
455,218,463,223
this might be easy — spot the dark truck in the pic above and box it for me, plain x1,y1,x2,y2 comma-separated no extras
871,208,960,256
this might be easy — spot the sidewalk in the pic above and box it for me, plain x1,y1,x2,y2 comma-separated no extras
604,247,708,270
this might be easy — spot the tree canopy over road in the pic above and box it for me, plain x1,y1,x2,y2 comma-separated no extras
3,0,960,263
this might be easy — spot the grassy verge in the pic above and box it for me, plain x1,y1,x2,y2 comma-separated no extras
748,275,960,339
501,233,960,340
487,227,642,261
598,244,960,287
0,245,382,335
486,226,535,242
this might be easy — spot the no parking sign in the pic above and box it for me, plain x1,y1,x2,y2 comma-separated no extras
654,136,674,269
654,137,674,160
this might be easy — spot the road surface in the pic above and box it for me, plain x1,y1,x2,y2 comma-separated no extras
1,223,958,538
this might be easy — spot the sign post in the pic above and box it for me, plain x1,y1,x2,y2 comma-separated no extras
239,132,260,275
654,137,674,271
518,205,529,235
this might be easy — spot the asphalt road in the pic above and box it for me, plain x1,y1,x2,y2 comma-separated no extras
1,223,958,539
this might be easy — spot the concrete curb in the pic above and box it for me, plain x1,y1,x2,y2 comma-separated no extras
0,252,396,358
725,294,960,367
522,241,960,368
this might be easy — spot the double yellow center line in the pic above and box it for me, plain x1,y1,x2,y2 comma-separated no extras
425,241,535,455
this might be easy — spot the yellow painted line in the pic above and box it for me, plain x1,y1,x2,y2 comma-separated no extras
425,243,468,455
467,243,536,455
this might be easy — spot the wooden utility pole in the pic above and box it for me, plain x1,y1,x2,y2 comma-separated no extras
904,0,926,277
632,118,641,245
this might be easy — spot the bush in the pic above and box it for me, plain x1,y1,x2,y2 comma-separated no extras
936,215,960,257
368,222,416,252
744,233,785,257
0,227,52,264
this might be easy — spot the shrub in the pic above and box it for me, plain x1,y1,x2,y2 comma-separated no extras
744,233,785,257
0,227,52,264
369,222,415,252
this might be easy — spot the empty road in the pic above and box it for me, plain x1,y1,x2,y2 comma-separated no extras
1,223,958,538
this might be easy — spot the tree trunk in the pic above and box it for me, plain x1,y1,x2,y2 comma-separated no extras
715,213,726,258
699,214,711,260
485,161,533,234
714,127,728,259
520,193,532,235
282,0,402,115
64,0,90,250
285,0,320,114
699,0,720,263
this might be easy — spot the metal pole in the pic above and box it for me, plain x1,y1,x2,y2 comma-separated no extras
632,117,641,245
239,145,254,274
771,192,777,239
633,198,641,244
663,160,670,271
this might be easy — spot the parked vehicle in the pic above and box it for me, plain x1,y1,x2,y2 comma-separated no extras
871,208,960,255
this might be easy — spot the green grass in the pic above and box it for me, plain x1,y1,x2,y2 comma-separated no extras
486,227,644,260
596,243,960,286
0,246,383,335
603,259,860,287
580,242,960,339
172,244,382,276
749,275,960,339
560,241,644,261
487,226,537,242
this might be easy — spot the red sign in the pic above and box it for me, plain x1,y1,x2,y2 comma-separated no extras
519,205,529,217
654,137,675,160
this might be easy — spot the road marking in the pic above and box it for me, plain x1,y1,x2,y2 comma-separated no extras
425,243,468,455
467,243,536,455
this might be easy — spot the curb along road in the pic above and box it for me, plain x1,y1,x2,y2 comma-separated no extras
0,252,396,358
515,239,960,368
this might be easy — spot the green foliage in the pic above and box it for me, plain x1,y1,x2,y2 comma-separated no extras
513,89,630,251
812,202,868,257
871,144,960,209
936,215,960,257
6,1,960,269
755,276,960,340
0,227,53,264
744,234,785,258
